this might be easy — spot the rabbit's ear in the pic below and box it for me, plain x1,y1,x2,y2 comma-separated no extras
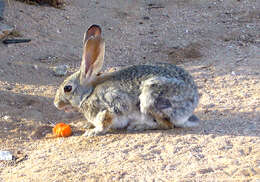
80,25,105,84
83,24,102,45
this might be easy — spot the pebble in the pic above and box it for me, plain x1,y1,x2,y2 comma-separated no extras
199,168,214,174
240,169,253,177
143,16,150,20
246,24,254,28
0,22,14,39
3,115,11,120
0,150,13,160
205,104,215,109
53,65,68,76
5,86,12,90
33,65,38,70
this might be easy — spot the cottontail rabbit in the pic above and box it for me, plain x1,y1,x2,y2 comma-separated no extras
54,25,199,137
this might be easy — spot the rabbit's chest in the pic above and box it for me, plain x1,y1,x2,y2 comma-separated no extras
83,85,139,116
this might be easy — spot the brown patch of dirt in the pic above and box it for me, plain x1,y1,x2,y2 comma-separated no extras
167,43,203,64
14,0,64,8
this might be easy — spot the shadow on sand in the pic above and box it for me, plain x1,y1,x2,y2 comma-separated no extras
0,89,259,143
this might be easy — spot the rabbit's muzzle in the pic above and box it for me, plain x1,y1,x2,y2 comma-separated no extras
54,90,70,111
54,99,67,110
54,99,78,113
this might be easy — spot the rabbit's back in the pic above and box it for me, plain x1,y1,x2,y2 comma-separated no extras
96,63,196,93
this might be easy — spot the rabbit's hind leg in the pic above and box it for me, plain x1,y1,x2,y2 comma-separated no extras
140,95,199,129
139,77,175,129
139,77,199,129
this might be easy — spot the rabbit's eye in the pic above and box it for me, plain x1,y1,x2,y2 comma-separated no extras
64,85,72,93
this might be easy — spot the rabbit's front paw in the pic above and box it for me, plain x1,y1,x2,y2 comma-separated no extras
82,129,104,137
82,129,97,137
84,122,95,129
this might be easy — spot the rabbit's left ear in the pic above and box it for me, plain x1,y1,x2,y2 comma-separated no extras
80,25,105,84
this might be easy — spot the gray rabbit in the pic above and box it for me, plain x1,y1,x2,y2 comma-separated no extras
54,25,199,137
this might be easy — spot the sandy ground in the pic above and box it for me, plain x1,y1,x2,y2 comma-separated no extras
0,0,260,181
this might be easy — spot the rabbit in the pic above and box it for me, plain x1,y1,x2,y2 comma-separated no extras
54,24,200,137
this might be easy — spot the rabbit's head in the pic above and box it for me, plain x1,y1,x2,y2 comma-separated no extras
54,25,105,112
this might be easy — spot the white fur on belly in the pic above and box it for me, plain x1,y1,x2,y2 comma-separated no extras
111,111,157,130
111,115,131,129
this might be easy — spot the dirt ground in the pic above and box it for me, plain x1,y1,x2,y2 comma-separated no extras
0,0,259,181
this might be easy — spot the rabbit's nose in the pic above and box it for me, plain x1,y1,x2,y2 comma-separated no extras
54,100,59,109
54,99,66,110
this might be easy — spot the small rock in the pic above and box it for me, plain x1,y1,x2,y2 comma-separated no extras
254,166,260,175
199,168,214,174
0,151,13,160
3,115,11,120
250,168,257,175
0,23,14,39
143,16,150,20
246,24,254,28
33,65,38,70
53,65,68,76
241,169,253,177
14,151,28,164
5,86,13,90
185,172,196,178
238,149,246,156
206,104,215,109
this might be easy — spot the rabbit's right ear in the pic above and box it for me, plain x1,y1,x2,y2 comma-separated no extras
80,25,105,84
83,24,102,45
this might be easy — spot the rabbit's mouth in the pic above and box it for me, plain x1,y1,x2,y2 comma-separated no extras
59,105,78,113
64,106,78,113
54,100,78,112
